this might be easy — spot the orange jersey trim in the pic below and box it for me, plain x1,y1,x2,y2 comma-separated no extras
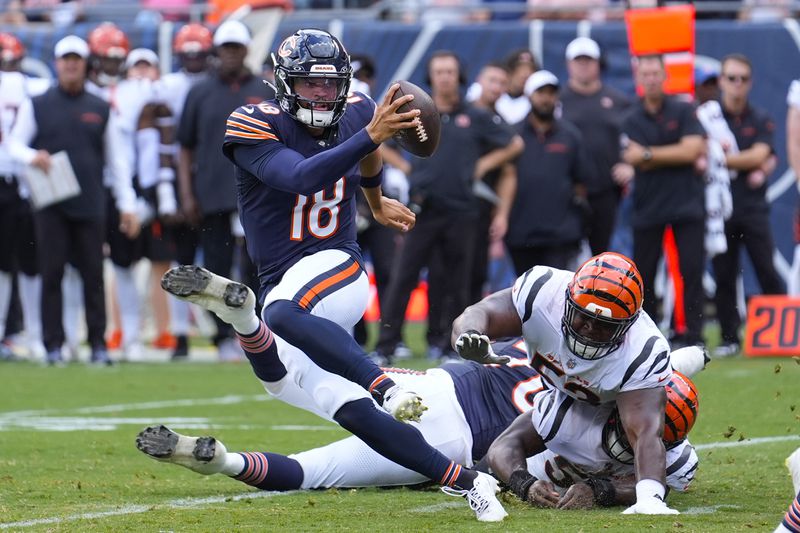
297,260,360,309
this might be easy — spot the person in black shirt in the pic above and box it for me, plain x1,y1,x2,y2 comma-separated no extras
177,21,273,360
711,53,784,357
621,54,706,347
504,70,588,273
560,37,632,255
374,51,523,362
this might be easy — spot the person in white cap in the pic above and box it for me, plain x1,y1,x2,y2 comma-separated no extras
175,19,272,361
504,70,589,275
6,35,139,366
560,36,633,257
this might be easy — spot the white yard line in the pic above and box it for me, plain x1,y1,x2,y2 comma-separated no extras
695,435,800,451
0,491,295,530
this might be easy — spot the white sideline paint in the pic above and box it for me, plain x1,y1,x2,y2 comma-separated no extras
410,502,463,513
684,504,741,515
0,491,295,530
695,435,800,451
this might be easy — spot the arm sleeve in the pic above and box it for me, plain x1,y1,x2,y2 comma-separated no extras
6,98,39,165
618,337,672,393
104,112,137,214
230,128,379,196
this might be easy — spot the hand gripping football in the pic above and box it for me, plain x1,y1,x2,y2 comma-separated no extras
390,80,440,158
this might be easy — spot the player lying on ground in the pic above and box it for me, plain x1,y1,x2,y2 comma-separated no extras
137,337,704,510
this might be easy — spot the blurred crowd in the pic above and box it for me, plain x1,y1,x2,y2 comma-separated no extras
0,16,798,366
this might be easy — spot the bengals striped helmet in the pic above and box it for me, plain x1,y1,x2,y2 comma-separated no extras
173,23,212,55
602,372,700,465
88,22,130,59
0,33,25,64
562,252,643,359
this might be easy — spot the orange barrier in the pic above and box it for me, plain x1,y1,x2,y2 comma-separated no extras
625,4,696,95
662,227,686,336
744,296,800,356
364,272,429,322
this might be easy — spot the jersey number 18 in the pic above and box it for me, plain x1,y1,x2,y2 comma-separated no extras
290,178,345,240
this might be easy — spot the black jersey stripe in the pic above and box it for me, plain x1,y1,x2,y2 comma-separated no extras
543,395,575,443
523,269,553,323
643,350,670,379
666,443,695,476
620,336,659,389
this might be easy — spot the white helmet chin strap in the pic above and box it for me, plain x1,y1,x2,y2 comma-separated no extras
295,107,335,128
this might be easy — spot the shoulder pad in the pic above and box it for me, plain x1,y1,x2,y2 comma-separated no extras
226,104,280,144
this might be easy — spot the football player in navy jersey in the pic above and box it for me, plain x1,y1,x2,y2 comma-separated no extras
159,29,508,521
137,337,701,510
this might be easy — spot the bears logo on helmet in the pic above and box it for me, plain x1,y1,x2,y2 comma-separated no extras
271,29,352,128
602,371,699,465
173,23,212,55
562,252,644,360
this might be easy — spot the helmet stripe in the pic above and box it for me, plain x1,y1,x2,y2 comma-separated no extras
597,260,643,291
573,287,632,315
576,273,640,310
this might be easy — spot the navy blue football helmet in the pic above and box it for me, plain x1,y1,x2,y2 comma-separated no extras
272,29,352,128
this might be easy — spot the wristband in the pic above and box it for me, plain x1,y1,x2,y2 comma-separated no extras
635,478,666,502
508,469,537,502
360,167,383,189
585,477,616,507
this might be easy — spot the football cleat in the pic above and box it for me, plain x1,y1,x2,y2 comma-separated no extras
382,385,427,422
787,447,800,495
136,425,226,475
442,472,508,522
161,266,256,327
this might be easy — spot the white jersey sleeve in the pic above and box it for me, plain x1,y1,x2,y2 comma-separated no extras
511,265,568,328
788,80,800,108
617,317,672,393
666,439,698,492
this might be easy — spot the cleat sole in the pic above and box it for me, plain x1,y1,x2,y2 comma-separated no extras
136,425,179,459
193,437,217,463
161,266,248,308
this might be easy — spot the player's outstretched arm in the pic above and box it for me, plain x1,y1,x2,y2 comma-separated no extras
452,288,522,363
557,475,637,510
617,387,678,515
365,83,421,145
488,412,556,506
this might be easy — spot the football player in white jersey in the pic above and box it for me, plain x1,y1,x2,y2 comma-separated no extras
787,80,800,297
452,251,679,514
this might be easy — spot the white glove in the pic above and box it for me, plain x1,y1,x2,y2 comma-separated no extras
622,480,679,515
454,331,511,365
622,496,679,515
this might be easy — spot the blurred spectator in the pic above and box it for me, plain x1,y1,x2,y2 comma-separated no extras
711,53,784,357
466,61,516,303
560,37,632,256
621,54,706,348
207,0,291,24
0,1,27,25
787,79,800,297
496,49,536,125
141,0,193,21
177,20,272,360
526,0,610,21
22,0,84,26
505,70,588,273
694,63,719,105
7,35,139,365
373,51,522,362
739,0,791,21
159,22,214,359
471,0,526,21
692,0,741,19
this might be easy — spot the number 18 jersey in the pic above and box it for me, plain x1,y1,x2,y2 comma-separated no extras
222,92,375,288
511,266,672,404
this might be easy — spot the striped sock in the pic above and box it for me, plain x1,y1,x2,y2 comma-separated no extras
232,452,303,491
368,373,397,404
781,490,800,533
440,461,478,490
236,321,286,382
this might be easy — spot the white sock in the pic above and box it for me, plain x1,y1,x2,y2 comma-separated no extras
114,265,141,346
62,265,83,348
221,452,246,477
18,273,42,342
0,271,12,339
232,314,260,337
670,346,706,378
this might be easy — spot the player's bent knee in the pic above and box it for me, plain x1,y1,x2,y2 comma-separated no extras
262,299,302,336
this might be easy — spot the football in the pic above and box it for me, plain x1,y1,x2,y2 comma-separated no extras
390,80,440,158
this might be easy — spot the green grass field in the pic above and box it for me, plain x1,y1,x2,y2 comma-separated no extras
1,324,799,532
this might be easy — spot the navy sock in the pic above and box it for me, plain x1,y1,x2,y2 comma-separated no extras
232,452,304,491
263,300,395,399
782,489,800,532
236,320,287,382
333,398,474,488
